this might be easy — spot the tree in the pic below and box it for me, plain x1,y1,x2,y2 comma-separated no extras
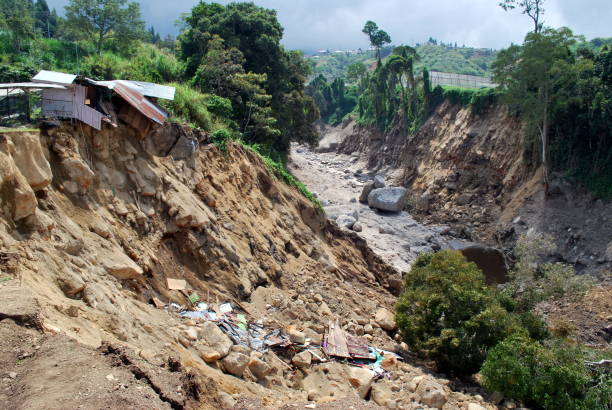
346,61,366,84
499,0,545,33
0,0,36,51
179,2,318,154
493,27,578,189
64,0,146,55
396,251,521,376
362,21,391,61
33,0,57,38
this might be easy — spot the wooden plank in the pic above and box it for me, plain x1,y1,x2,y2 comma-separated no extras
323,321,350,358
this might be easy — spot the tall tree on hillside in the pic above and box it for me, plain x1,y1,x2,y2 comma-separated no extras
179,2,318,153
499,0,545,33
0,0,36,51
64,0,145,54
362,21,391,62
493,27,578,189
33,0,58,38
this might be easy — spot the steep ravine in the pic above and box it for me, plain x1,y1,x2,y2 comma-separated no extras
332,100,612,277
0,123,498,409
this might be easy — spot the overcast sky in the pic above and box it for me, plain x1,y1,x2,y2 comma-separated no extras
46,0,612,51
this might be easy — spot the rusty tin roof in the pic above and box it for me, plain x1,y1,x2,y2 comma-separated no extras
108,81,168,125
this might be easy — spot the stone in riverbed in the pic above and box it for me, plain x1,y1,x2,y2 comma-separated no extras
359,181,375,203
336,215,356,229
368,187,407,212
374,175,386,188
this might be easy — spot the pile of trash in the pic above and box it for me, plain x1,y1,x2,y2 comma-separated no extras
157,278,401,379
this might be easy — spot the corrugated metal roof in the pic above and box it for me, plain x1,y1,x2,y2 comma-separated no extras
110,81,168,125
123,81,175,100
32,70,77,86
0,82,67,90
85,79,175,100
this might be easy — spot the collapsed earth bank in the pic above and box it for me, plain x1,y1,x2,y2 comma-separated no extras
0,123,496,409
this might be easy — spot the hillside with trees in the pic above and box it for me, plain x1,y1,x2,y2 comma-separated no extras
1,0,318,161
310,41,497,81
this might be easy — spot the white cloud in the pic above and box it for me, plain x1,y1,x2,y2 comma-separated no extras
46,0,612,50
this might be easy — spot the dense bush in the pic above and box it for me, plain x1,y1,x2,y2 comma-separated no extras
395,250,520,376
428,85,501,114
211,129,233,153
481,334,611,409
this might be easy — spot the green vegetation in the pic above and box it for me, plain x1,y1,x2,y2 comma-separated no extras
428,86,501,114
306,75,358,124
63,0,145,55
493,27,612,198
240,141,322,210
481,334,611,409
0,128,39,133
500,232,594,312
395,251,521,376
309,42,497,82
362,21,391,62
395,234,608,406
178,2,319,156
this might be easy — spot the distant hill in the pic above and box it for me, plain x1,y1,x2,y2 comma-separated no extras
308,42,498,81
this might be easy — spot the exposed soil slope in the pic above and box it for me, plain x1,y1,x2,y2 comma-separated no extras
335,101,612,277
0,123,497,409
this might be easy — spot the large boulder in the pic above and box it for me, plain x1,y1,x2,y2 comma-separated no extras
447,240,509,284
367,187,407,212
375,308,397,331
415,378,448,409
12,171,38,221
292,351,312,368
359,181,375,204
61,157,95,193
605,242,612,262
371,381,394,407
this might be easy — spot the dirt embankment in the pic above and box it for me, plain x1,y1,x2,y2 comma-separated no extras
0,123,498,409
335,100,612,277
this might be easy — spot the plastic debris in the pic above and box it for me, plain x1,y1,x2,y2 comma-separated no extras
219,303,233,314
188,292,199,304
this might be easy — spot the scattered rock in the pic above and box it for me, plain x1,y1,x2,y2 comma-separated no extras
336,215,356,229
221,352,250,377
292,351,312,368
359,181,375,204
375,308,397,331
468,404,487,410
348,366,374,399
352,221,363,232
373,175,386,189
